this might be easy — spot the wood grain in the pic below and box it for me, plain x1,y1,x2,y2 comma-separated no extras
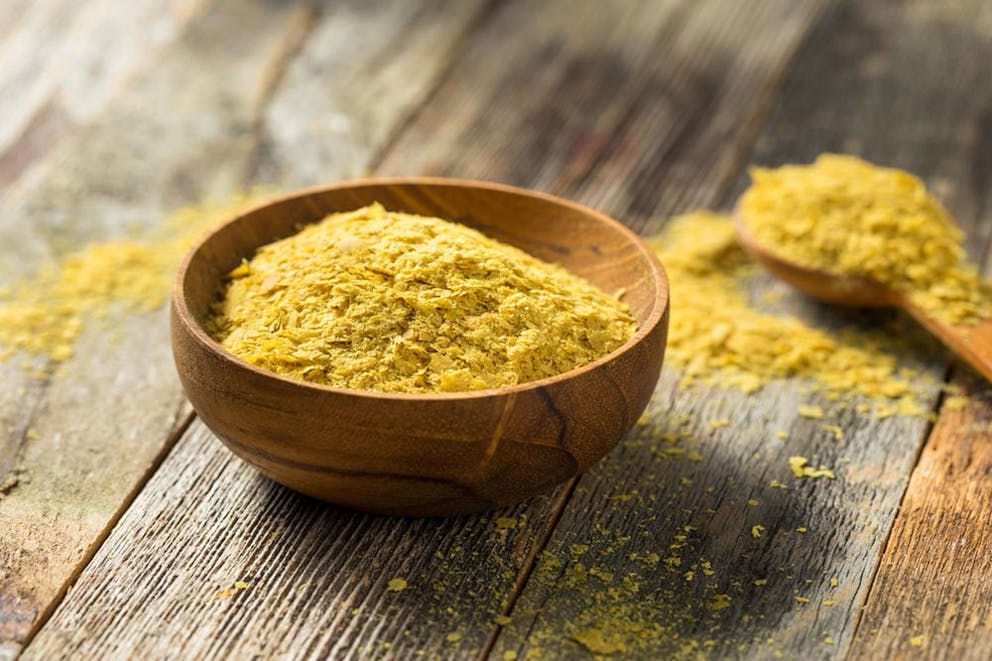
0,0,208,199
248,0,496,188
493,0,992,658
26,0,839,658
172,179,667,515
845,3,992,655
376,0,829,229
21,422,569,659
849,372,992,660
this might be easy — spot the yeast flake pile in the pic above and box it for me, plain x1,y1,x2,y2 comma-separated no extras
740,154,992,325
208,203,635,393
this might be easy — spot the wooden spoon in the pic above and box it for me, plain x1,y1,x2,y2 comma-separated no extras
734,208,992,383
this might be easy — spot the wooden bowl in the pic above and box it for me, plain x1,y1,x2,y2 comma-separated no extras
171,179,669,516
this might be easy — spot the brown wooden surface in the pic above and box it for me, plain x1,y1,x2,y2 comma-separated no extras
0,0,315,651
0,0,990,659
173,179,667,515
850,371,992,659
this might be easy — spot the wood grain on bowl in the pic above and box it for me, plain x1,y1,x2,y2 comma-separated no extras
171,179,669,516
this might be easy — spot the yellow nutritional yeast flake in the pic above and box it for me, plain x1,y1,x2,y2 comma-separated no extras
386,578,408,592
209,203,636,393
788,456,836,480
740,154,992,325
646,211,925,410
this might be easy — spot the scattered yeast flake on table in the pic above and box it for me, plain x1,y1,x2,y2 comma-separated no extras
646,210,934,417
0,191,268,370
788,456,836,480
386,577,408,592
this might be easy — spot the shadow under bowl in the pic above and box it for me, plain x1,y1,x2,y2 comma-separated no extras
171,178,669,516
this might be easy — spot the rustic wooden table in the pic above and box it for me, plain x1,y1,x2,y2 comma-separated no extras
2,0,991,659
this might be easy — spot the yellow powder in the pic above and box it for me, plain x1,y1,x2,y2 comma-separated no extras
646,211,925,410
0,191,265,365
944,395,969,411
740,154,992,324
822,424,844,440
386,578,408,592
495,517,518,531
209,203,635,393
708,593,732,611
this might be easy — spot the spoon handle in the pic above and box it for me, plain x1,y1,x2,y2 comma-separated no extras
901,300,992,383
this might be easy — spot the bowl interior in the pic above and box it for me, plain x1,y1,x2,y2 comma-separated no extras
181,179,665,363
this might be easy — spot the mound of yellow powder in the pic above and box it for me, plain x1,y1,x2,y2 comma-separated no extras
647,211,926,414
0,192,265,366
740,154,992,324
208,203,636,393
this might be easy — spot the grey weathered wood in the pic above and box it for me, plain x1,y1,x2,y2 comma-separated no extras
377,0,828,229
493,0,992,658
0,0,209,200
249,0,496,188
1,0,489,650
25,0,838,658
0,0,315,648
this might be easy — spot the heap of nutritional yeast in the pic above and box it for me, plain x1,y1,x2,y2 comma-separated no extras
740,153,992,325
208,203,635,393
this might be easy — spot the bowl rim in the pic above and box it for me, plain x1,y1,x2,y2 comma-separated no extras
172,177,669,401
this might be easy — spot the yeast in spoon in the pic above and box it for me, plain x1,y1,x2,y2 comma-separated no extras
737,154,992,383
738,154,992,325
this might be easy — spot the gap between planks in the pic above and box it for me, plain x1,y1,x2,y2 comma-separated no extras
475,476,580,661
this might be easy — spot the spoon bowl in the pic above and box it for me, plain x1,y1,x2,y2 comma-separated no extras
733,209,899,308
171,179,669,516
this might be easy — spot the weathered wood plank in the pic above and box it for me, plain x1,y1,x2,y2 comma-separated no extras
0,0,318,650
25,0,833,658
848,373,992,660
249,0,498,188
376,0,827,228
0,0,209,199
491,0,992,658
1,0,496,653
